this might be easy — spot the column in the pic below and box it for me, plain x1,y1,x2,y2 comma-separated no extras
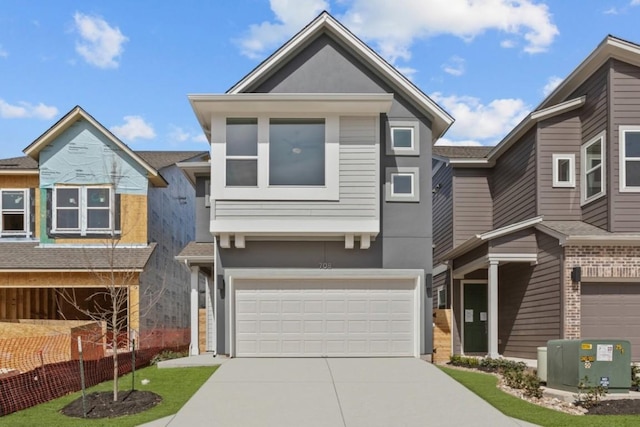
189,266,200,356
487,260,500,358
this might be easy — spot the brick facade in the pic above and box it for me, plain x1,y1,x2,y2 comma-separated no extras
563,245,640,338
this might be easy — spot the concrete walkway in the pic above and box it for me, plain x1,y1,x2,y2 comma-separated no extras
140,358,538,427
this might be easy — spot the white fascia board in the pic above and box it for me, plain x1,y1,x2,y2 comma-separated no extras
176,161,211,186
0,170,38,175
478,216,543,241
448,158,493,168
432,264,448,276
487,253,538,263
226,13,453,141
225,268,424,281
211,218,379,236
564,235,640,245
530,96,586,121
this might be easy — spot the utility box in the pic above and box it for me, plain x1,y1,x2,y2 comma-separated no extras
547,339,631,393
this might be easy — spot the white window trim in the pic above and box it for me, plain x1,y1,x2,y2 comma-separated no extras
225,118,258,188
387,120,420,156
437,286,446,309
0,188,30,237
619,125,640,192
581,131,606,206
385,167,420,202
52,186,114,235
552,153,575,188
212,114,347,201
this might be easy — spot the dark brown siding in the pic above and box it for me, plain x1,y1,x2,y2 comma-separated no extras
498,231,562,358
433,162,453,264
572,63,610,230
610,59,640,232
537,112,582,220
452,243,488,271
453,168,492,246
491,128,537,229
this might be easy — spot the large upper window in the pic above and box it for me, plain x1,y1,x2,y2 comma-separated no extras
226,118,258,187
0,189,29,237
620,126,640,191
581,132,606,204
53,186,112,234
269,119,325,186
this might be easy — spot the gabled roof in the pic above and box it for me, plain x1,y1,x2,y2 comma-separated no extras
226,11,453,142
23,106,167,187
432,146,493,160
541,35,640,109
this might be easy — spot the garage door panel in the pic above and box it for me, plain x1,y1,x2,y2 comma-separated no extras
581,282,640,362
235,279,416,357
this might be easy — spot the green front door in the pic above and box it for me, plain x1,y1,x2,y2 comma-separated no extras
463,283,488,353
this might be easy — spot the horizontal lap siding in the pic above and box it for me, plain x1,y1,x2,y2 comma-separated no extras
432,163,452,264
498,231,561,358
575,63,609,229
611,60,640,232
489,229,537,254
453,169,492,246
215,116,377,219
492,129,537,229
537,113,582,220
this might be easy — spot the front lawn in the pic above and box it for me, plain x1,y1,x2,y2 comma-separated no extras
440,366,640,427
1,365,218,427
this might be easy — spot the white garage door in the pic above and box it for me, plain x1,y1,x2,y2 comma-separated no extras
234,279,416,357
581,282,640,362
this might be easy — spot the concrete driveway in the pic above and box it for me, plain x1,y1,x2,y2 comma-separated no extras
163,358,536,427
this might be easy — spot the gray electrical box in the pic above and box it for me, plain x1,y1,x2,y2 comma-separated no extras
547,339,631,393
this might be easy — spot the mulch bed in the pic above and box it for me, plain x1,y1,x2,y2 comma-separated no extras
585,399,640,415
61,390,161,419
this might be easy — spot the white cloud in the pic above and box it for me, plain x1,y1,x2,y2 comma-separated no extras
442,56,465,76
0,45,7,58
604,7,619,14
111,116,156,141
631,0,640,6
0,99,58,119
435,138,483,146
73,12,128,68
431,92,530,143
168,125,207,144
542,75,563,97
237,0,329,59
500,39,516,48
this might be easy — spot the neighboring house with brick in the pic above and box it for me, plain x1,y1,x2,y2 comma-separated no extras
177,11,453,357
432,35,640,361
0,105,207,348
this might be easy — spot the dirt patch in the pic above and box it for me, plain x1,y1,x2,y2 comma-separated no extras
61,390,161,419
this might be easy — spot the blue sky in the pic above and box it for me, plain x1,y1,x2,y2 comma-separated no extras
2,0,640,159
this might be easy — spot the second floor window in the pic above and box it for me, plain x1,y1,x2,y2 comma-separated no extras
0,189,29,237
53,186,112,234
226,118,258,187
581,132,606,204
620,126,640,191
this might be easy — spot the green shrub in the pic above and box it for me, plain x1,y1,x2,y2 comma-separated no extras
632,365,640,389
575,376,608,408
150,349,189,365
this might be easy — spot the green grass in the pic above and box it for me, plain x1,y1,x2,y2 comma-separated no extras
1,365,218,427
440,366,640,427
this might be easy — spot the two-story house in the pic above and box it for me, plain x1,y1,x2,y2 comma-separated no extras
178,12,453,358
0,105,207,349
433,35,640,362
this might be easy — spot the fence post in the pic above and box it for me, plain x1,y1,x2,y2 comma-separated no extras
77,337,87,418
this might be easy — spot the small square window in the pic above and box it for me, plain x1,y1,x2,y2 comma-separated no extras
552,154,575,187
385,167,420,202
387,121,419,156
437,287,446,309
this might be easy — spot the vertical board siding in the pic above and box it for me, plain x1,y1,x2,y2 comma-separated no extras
573,63,610,229
432,163,453,263
215,116,378,219
491,129,537,229
537,113,582,220
453,169,492,245
498,231,561,359
611,59,640,232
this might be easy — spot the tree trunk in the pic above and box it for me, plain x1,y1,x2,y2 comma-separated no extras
112,309,119,402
